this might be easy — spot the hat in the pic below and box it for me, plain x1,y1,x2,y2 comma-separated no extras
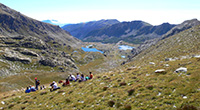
35,77,37,80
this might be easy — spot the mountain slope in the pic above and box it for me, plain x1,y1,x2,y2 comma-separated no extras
64,20,176,44
62,19,120,39
0,24,199,110
161,18,200,40
129,19,200,60
0,3,80,47
0,3,82,78
85,21,176,43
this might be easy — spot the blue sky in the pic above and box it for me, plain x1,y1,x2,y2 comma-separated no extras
0,0,200,25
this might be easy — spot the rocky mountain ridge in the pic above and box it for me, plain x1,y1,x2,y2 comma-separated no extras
128,19,200,63
62,20,176,44
0,3,81,77
0,3,80,47
62,19,120,40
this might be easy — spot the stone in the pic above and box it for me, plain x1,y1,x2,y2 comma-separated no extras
127,66,137,70
155,69,166,74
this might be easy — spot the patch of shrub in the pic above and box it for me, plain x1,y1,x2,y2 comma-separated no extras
146,85,154,90
68,90,73,94
117,79,121,82
8,104,14,108
128,89,135,96
40,91,47,95
108,100,115,107
116,102,123,108
22,100,28,104
65,99,71,103
120,82,127,86
21,107,26,110
57,90,65,93
103,86,109,91
132,77,137,79
124,105,132,110
177,105,198,110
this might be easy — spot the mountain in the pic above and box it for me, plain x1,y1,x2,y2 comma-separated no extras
161,18,200,40
0,3,80,47
83,21,176,43
0,3,131,94
1,23,200,110
62,19,120,39
42,19,66,27
128,19,200,61
62,19,176,44
0,3,82,78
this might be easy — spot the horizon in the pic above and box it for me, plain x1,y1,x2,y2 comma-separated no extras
0,0,200,25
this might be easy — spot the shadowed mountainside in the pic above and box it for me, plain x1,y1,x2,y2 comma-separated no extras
0,3,80,47
0,3,82,78
128,19,200,62
62,19,120,40
62,20,176,44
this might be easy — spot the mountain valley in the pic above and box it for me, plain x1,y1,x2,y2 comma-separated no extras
0,3,199,110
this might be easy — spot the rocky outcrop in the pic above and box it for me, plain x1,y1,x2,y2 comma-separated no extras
39,57,77,69
19,37,48,49
161,19,200,40
14,48,39,57
39,57,56,67
3,48,31,64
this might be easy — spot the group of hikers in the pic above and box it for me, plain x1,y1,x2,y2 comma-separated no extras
25,72,93,93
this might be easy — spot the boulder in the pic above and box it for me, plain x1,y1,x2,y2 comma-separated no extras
149,62,155,65
126,66,137,70
155,69,166,74
39,58,56,67
175,67,187,73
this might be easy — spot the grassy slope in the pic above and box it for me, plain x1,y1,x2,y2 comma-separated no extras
0,26,200,109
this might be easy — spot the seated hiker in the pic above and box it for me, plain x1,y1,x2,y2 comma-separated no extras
40,85,46,90
85,75,90,80
50,81,60,92
59,80,63,84
30,85,36,92
25,87,31,93
76,73,80,82
89,72,93,79
68,74,76,81
62,79,70,87
80,74,85,82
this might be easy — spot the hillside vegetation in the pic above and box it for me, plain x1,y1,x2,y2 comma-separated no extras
0,24,199,110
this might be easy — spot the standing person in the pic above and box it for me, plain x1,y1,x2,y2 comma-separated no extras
89,72,93,79
35,77,40,90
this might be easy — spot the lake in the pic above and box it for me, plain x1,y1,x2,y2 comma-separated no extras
118,45,134,50
81,47,104,53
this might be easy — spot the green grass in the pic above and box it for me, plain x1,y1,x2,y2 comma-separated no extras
0,55,199,109
0,24,200,109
